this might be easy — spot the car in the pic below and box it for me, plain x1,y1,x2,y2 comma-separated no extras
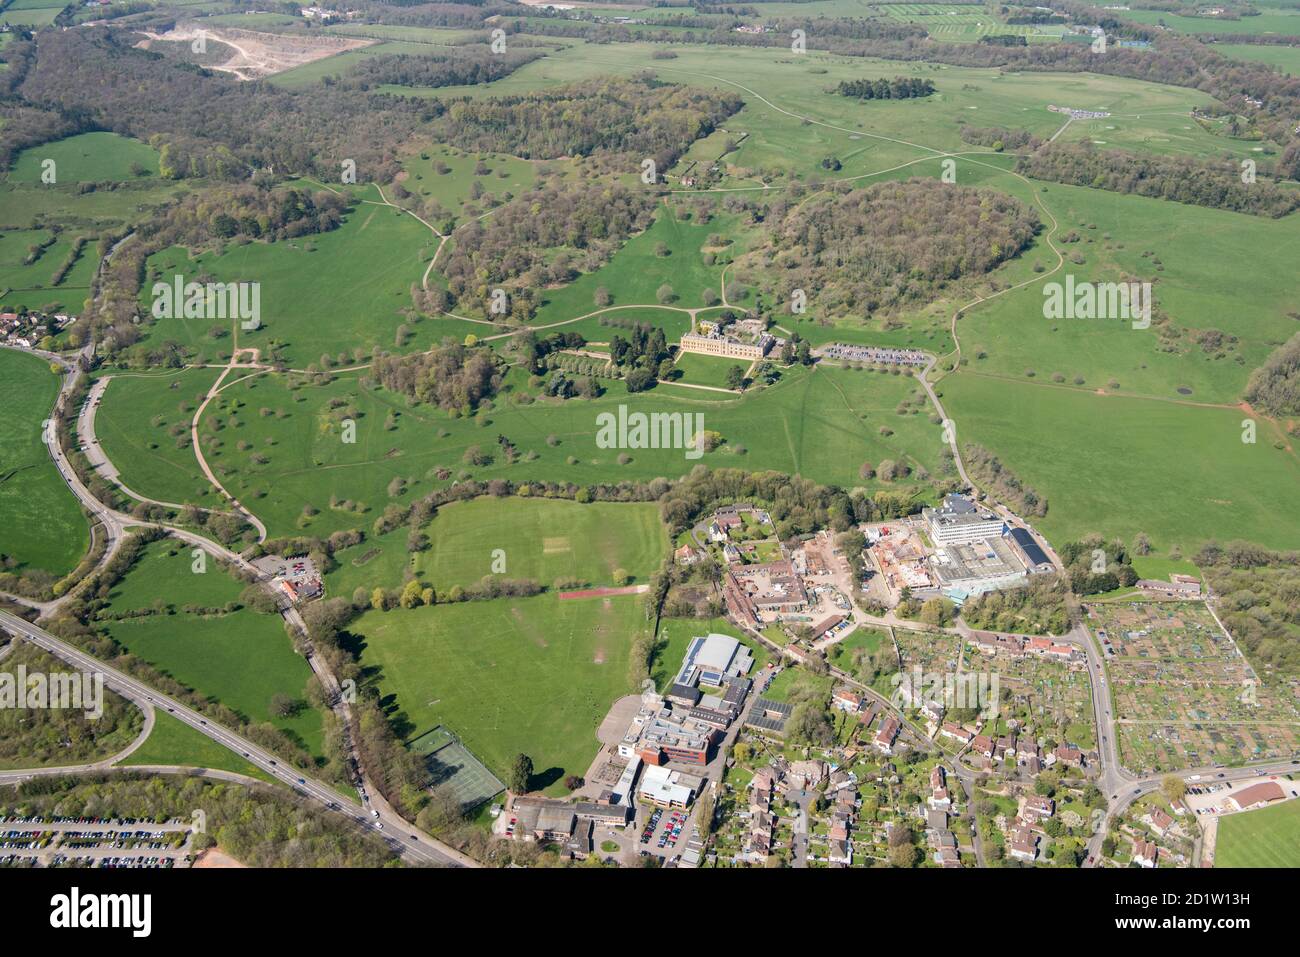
297,778,306,785
1217,773,1225,778
374,822,383,830
370,810,380,818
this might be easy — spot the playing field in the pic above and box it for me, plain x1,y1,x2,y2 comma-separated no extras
0,349,88,578
353,592,653,795
96,540,325,756
327,495,666,600
1216,798,1300,868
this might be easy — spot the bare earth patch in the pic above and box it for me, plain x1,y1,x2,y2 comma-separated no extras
135,24,374,81
193,847,245,868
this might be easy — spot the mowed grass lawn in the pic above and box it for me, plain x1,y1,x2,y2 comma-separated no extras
1216,798,1300,868
327,497,667,608
0,349,87,577
119,711,276,784
417,497,666,587
96,540,324,756
671,352,745,390
355,593,652,794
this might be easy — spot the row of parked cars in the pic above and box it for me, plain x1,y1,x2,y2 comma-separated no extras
48,855,177,869
639,808,663,845
0,814,176,827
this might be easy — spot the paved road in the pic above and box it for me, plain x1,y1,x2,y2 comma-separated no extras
15,345,479,866
0,609,466,867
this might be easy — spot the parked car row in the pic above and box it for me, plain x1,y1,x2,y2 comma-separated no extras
639,808,663,845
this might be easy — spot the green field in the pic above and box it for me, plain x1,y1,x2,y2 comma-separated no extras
328,496,667,598
119,710,278,784
1216,797,1300,868
942,372,1300,552
0,6,60,27
91,367,224,508
9,132,161,185
354,592,653,794
670,351,747,390
140,201,432,367
1124,7,1300,35
0,349,88,578
1214,42,1300,76
194,362,943,539
95,540,325,756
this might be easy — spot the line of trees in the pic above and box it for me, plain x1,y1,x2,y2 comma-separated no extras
1016,142,1300,218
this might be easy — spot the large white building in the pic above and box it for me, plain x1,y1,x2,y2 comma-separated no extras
675,633,754,688
923,494,1005,546
638,765,703,808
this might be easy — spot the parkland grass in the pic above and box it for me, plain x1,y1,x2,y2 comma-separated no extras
0,349,88,577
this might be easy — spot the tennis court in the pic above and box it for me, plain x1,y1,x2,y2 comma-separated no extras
408,726,505,811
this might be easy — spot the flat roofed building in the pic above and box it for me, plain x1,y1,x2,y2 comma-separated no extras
638,764,699,808
1136,578,1203,598
932,536,1029,601
675,632,754,688
923,494,1005,546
